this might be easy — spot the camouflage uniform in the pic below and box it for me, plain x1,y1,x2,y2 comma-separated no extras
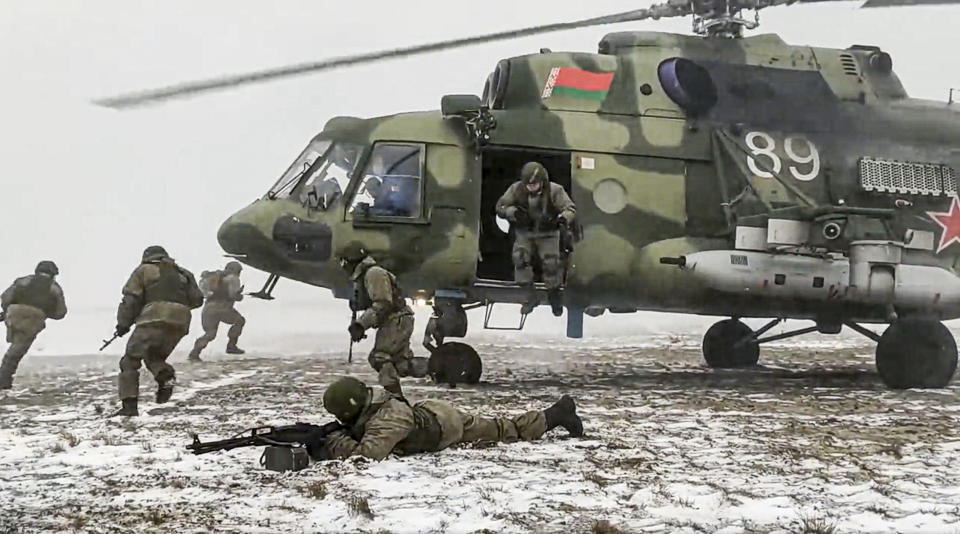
115,247,203,411
189,263,245,360
0,264,66,389
496,162,576,313
325,389,562,461
350,256,418,396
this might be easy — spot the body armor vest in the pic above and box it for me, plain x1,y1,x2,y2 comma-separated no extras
144,262,192,306
210,271,231,302
352,265,405,312
515,183,557,232
12,276,58,316
349,400,443,455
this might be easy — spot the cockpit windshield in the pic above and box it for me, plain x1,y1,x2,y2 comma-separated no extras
299,142,363,211
267,140,331,200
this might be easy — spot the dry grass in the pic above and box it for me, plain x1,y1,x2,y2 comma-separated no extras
347,494,374,519
303,481,327,500
49,442,65,453
798,514,838,534
592,519,625,534
59,431,80,448
140,441,154,453
584,471,611,487
145,507,170,526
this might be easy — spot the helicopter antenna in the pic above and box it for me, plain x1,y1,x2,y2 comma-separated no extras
94,0,960,108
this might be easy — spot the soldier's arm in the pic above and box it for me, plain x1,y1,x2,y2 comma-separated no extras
181,268,205,309
0,280,16,311
323,399,414,461
495,184,520,219
49,283,67,320
553,185,576,223
226,275,244,302
116,268,145,329
357,267,394,329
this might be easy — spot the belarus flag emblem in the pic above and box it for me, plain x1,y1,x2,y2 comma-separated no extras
541,67,615,101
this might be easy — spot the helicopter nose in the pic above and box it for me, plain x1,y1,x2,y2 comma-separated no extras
217,202,281,259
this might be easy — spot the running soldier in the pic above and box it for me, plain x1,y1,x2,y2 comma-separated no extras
189,261,246,361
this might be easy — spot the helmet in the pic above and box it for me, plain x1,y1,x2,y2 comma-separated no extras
142,245,169,262
337,243,368,271
323,376,369,423
35,260,59,276
224,261,242,275
520,161,549,186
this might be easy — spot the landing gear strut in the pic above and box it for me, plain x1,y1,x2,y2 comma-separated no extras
423,298,483,385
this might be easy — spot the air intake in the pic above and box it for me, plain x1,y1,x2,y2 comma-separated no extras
859,157,958,196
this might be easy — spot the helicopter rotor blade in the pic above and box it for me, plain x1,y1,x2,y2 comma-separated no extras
93,4,694,110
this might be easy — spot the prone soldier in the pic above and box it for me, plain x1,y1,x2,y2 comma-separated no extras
338,245,426,397
0,261,67,389
113,246,204,416
496,161,576,316
320,376,583,460
188,261,246,361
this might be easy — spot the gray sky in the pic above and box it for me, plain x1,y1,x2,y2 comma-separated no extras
1,1,958,349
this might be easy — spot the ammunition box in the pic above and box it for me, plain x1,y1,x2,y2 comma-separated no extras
261,446,309,472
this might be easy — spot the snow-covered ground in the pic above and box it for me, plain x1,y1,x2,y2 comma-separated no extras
2,320,958,534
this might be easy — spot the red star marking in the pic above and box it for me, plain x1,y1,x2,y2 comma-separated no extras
927,196,960,253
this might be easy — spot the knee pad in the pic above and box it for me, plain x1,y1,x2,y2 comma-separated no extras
512,248,532,268
368,352,389,371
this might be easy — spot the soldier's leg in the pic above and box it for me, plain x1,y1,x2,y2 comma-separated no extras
144,327,184,403
513,234,538,314
0,328,38,388
458,409,547,443
189,306,220,360
368,314,417,396
538,233,564,316
222,308,246,354
118,326,155,400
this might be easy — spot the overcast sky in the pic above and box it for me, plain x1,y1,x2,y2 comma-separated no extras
1,1,958,352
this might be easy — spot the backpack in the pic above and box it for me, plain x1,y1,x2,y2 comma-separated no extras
199,270,227,300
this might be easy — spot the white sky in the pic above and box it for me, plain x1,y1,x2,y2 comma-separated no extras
1,1,958,352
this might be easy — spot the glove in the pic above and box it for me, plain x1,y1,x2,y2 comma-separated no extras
503,206,518,221
513,208,531,227
556,215,569,228
115,325,131,337
348,322,366,342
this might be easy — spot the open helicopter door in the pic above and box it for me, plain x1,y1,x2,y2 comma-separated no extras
476,147,573,282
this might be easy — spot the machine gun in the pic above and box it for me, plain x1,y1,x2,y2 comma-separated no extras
187,421,344,471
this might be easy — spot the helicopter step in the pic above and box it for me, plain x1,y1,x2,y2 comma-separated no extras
703,317,958,389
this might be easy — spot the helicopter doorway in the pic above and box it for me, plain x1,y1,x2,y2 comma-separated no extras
477,147,572,282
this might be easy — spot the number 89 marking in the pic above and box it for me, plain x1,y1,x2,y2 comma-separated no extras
745,131,820,182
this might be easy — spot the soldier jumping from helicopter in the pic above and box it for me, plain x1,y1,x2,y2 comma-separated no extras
339,245,426,397
496,161,576,316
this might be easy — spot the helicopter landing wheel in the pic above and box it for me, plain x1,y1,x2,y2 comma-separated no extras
876,317,957,389
427,342,482,385
702,319,760,368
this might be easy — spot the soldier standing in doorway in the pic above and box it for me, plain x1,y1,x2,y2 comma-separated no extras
496,161,576,316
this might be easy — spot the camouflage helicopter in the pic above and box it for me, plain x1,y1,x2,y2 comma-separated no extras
98,0,960,389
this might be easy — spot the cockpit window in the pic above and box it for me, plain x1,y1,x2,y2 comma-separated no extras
267,140,331,199
349,143,423,219
299,142,363,211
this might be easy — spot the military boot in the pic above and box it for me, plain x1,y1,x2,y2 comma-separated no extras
187,349,202,362
0,361,13,390
113,398,138,417
225,342,245,355
156,380,175,404
543,395,583,437
547,289,563,317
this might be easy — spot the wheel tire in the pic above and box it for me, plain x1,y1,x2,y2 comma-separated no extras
702,319,760,368
427,342,482,385
876,318,958,389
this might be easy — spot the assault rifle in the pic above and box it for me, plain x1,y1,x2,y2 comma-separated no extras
187,421,344,461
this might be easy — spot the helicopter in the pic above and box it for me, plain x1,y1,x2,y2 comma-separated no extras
96,0,960,389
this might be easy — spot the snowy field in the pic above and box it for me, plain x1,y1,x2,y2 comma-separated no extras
2,317,959,534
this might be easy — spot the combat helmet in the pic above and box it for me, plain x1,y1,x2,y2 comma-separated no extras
35,260,59,276
224,261,242,275
142,245,169,262
323,376,369,423
336,242,367,271
520,161,549,189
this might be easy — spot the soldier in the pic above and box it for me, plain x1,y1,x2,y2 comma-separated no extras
188,261,246,361
496,161,576,316
339,245,426,397
0,261,67,389
319,376,583,461
113,246,204,416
